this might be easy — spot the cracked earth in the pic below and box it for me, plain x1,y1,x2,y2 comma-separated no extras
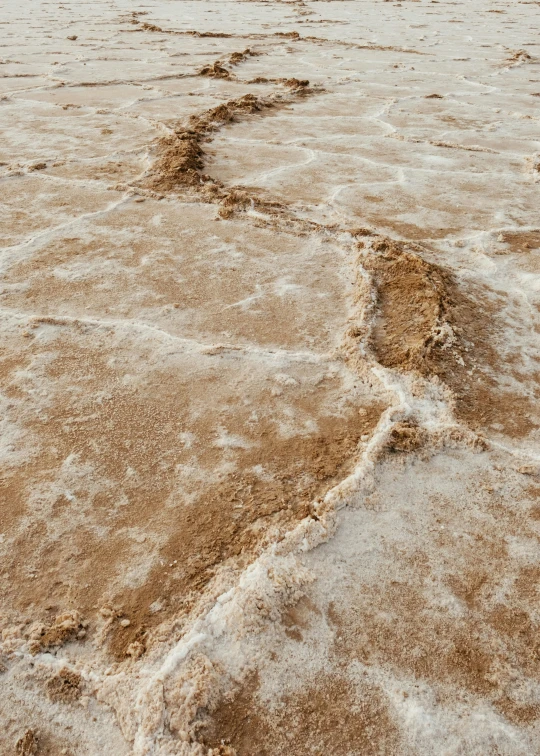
1,0,540,754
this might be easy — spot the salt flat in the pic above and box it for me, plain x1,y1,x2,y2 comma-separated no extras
0,0,539,754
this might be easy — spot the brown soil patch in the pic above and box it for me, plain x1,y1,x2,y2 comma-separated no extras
202,672,402,755
108,403,384,659
199,62,231,79
281,595,320,642
46,668,82,704
500,229,540,253
13,729,74,756
386,420,427,452
16,731,39,756
362,237,452,373
324,479,540,724
505,49,533,65
362,237,539,437
330,575,540,705
281,77,310,89
0,331,385,660
29,612,86,655
198,48,256,79
144,94,275,192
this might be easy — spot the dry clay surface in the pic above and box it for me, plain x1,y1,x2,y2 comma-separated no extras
1,0,540,754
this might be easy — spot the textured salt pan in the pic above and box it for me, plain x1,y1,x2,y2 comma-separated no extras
1,0,540,754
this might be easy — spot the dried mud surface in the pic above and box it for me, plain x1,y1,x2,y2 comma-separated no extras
1,0,540,754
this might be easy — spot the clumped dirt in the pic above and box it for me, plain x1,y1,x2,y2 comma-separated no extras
386,420,427,452
140,86,318,218
140,22,164,33
202,672,402,755
28,611,87,655
247,76,310,89
16,730,39,756
362,237,452,373
46,668,82,704
199,50,255,78
199,62,231,79
362,237,539,437
500,229,540,253
280,77,310,89
127,14,232,38
504,49,533,65
144,94,274,192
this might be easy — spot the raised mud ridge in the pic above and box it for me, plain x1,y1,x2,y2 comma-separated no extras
139,83,314,218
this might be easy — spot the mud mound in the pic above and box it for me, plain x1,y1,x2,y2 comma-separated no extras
199,62,231,78
140,22,164,33
28,611,87,655
281,77,310,89
363,238,539,438
16,731,39,756
245,76,310,89
229,49,254,65
386,421,427,453
200,50,254,79
363,237,452,373
505,49,533,65
145,95,272,192
46,668,82,704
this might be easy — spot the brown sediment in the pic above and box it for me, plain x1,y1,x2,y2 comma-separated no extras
28,611,87,655
201,672,402,755
362,237,452,373
127,17,232,38
199,49,255,79
199,62,232,79
429,140,497,153
46,668,82,704
361,237,540,438
108,404,385,659
16,731,39,756
280,77,310,89
140,84,318,218
0,321,386,661
229,49,254,66
328,568,540,707
504,49,533,65
246,76,310,90
386,420,427,452
142,94,274,192
499,229,540,253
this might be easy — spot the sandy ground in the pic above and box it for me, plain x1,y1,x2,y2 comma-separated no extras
1,0,540,753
